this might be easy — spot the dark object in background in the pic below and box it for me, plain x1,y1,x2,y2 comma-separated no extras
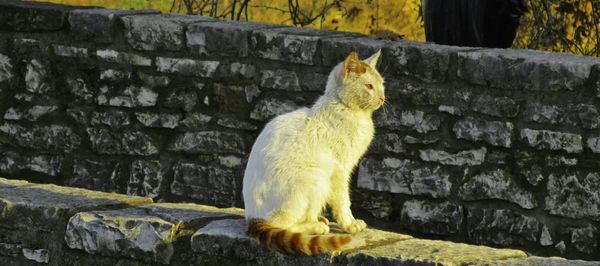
423,0,528,48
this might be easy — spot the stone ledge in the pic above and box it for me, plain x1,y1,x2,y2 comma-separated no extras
0,177,598,265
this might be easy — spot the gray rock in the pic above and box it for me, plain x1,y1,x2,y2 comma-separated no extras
180,112,212,130
0,1,70,31
460,169,537,209
90,110,131,128
0,151,21,174
52,44,88,58
250,97,299,121
66,107,90,126
122,14,204,51
156,57,219,77
216,116,257,131
570,225,597,254
95,49,152,66
523,102,561,124
555,241,567,255
164,85,202,112
67,159,119,192
375,106,441,133
260,69,301,91
0,123,81,152
521,165,545,186
467,208,541,246
438,105,462,115
168,131,248,155
523,102,599,129
586,136,600,153
540,225,553,246
25,59,52,94
546,155,577,167
472,95,519,118
0,53,14,83
400,200,463,235
545,172,600,220
69,8,160,43
97,85,158,108
218,155,245,169
99,69,132,83
66,76,94,103
453,117,513,147
320,36,386,67
22,248,49,263
370,133,405,154
245,85,261,103
357,157,452,198
0,242,21,257
419,147,486,166
135,112,181,129
212,83,248,112
137,72,171,88
520,128,583,153
403,134,440,144
170,163,239,206
3,105,57,121
217,62,257,80
127,160,164,198
496,256,600,266
25,155,62,176
87,128,158,156
187,20,270,57
355,191,392,219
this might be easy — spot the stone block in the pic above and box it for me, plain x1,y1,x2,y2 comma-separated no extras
97,85,158,108
99,69,132,83
251,26,347,65
400,200,463,235
375,107,441,133
90,110,131,128
135,112,181,129
25,59,53,94
453,117,513,147
369,133,404,154
3,105,58,121
357,157,451,198
65,203,241,264
69,8,159,43
127,160,164,198
472,95,519,118
320,36,385,67
520,128,583,153
96,49,152,66
496,257,600,266
180,112,212,130
170,162,240,206
467,208,541,246
0,0,72,31
137,72,170,88
168,131,248,155
0,123,81,152
0,53,15,84
65,76,94,103
187,20,273,57
545,172,600,220
459,169,537,209
523,102,599,129
457,48,599,91
52,44,88,58
67,159,119,192
87,128,158,156
570,225,597,254
0,152,62,177
163,85,202,112
216,116,257,131
212,83,249,112
216,62,257,80
250,97,299,121
122,14,213,51
419,147,486,166
259,69,301,91
156,57,219,77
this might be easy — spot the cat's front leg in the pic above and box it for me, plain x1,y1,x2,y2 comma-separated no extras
329,171,367,234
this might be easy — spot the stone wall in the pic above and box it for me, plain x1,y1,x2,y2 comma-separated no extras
0,0,599,261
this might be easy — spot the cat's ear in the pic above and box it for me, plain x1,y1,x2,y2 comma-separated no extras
342,51,366,80
364,50,381,68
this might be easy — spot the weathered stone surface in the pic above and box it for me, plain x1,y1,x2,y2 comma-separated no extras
496,257,600,266
99,69,132,83
460,169,537,209
0,1,70,31
0,123,81,152
419,147,486,166
127,160,164,198
67,159,119,192
472,95,519,118
69,8,159,43
520,128,583,153
355,191,393,219
252,27,346,65
65,204,240,264
403,134,440,145
164,85,202,112
187,20,272,57
87,128,158,156
170,163,239,206
217,62,257,80
546,155,577,167
545,172,600,220
96,49,152,66
375,107,441,133
25,59,52,94
66,76,94,103
586,136,600,153
97,85,158,108
135,112,181,129
66,107,90,125
156,57,219,77
0,53,14,83
570,225,597,254
250,97,299,121
137,72,171,88
260,69,301,91
521,165,545,186
122,14,208,51
22,248,49,263
357,157,451,198
388,41,467,83
320,36,386,67
400,200,463,235
3,105,58,121
457,49,598,91
438,105,462,116
168,131,248,155
90,110,131,128
180,112,212,130
467,208,541,246
540,225,553,246
370,133,404,154
212,83,248,112
523,102,600,129
245,85,261,103
453,117,513,147
0,152,62,176
52,44,88,57
216,116,258,131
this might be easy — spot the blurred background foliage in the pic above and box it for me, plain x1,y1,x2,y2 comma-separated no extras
38,0,599,56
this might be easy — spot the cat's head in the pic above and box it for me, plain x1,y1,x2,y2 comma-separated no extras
327,51,385,111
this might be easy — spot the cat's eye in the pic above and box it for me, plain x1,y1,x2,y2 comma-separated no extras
365,84,374,90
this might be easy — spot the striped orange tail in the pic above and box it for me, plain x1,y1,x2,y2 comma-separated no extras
247,218,352,256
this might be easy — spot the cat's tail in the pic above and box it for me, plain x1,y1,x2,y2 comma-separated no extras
247,218,352,256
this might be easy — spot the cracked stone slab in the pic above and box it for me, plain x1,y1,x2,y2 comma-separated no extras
65,204,242,264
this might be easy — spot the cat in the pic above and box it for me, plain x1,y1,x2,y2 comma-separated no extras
243,50,385,255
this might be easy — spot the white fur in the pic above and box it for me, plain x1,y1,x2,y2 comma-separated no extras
243,51,385,234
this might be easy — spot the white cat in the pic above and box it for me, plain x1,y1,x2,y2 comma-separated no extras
243,51,385,255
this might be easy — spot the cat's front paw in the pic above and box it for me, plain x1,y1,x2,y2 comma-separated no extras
342,219,367,234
